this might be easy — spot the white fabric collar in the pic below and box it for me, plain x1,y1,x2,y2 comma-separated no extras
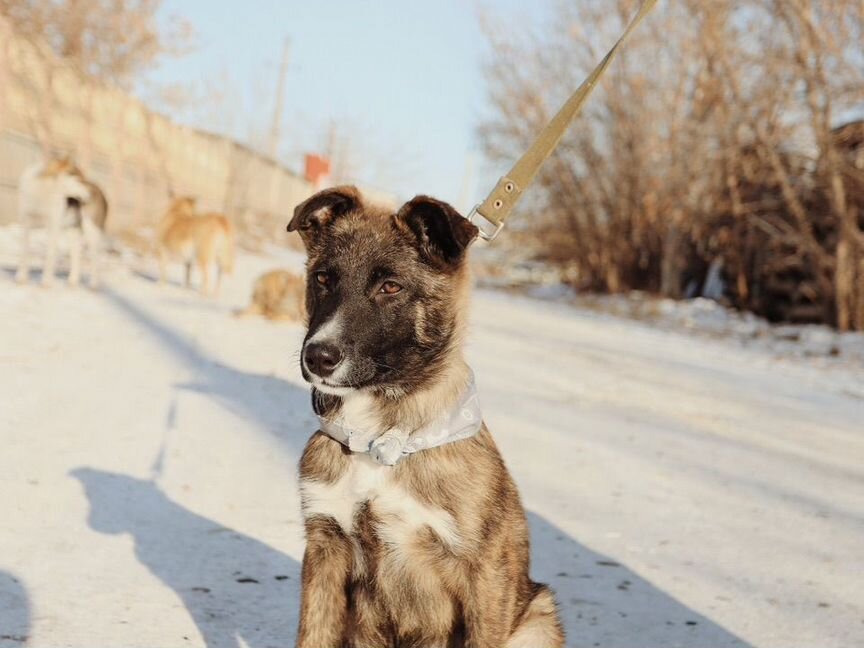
317,373,482,466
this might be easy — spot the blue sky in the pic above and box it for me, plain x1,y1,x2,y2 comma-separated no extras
144,0,545,206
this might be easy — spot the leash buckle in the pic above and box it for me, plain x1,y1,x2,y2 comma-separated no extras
467,206,504,242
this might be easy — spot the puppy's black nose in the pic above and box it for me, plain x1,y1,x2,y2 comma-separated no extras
304,342,343,378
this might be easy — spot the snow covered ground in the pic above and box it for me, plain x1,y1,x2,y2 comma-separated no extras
0,227,862,648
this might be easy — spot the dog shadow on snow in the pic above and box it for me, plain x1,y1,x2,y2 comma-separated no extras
94,285,749,647
99,286,313,458
72,468,301,648
527,512,751,648
0,570,30,647
69,469,750,648
0,264,69,283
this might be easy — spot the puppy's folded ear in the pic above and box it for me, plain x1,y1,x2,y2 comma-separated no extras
395,196,478,267
287,185,361,246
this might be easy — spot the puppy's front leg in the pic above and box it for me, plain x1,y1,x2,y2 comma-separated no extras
68,226,83,287
42,205,61,287
296,517,351,648
462,566,513,648
15,211,31,284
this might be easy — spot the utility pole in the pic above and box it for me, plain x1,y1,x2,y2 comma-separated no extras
326,120,340,183
327,120,353,184
458,152,476,214
267,37,291,160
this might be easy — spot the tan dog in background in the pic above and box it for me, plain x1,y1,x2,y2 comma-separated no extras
234,269,306,321
157,197,235,295
16,156,109,288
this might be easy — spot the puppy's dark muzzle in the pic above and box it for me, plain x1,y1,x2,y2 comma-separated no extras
303,342,343,378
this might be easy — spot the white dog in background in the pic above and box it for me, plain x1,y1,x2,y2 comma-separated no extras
15,157,109,288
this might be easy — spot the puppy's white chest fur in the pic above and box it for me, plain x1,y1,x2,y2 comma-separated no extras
301,455,460,551
300,394,460,550
300,453,388,532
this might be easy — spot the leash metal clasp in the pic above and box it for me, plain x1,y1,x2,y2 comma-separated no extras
467,205,504,242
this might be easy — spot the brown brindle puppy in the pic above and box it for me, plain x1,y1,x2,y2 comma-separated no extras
288,186,564,648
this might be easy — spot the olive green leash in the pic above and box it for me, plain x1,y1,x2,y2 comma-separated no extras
469,0,659,241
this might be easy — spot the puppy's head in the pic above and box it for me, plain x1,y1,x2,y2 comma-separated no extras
288,186,478,397
43,157,91,202
41,156,77,178
168,196,197,216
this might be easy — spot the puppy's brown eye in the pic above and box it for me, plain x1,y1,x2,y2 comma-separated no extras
379,280,402,295
314,271,329,286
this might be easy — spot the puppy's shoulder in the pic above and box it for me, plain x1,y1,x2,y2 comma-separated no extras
299,431,350,483
397,425,508,501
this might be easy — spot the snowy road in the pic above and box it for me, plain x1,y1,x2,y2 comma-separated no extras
0,246,862,648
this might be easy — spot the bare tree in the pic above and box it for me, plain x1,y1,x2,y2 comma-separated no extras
0,0,192,88
1,0,194,211
480,0,864,330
